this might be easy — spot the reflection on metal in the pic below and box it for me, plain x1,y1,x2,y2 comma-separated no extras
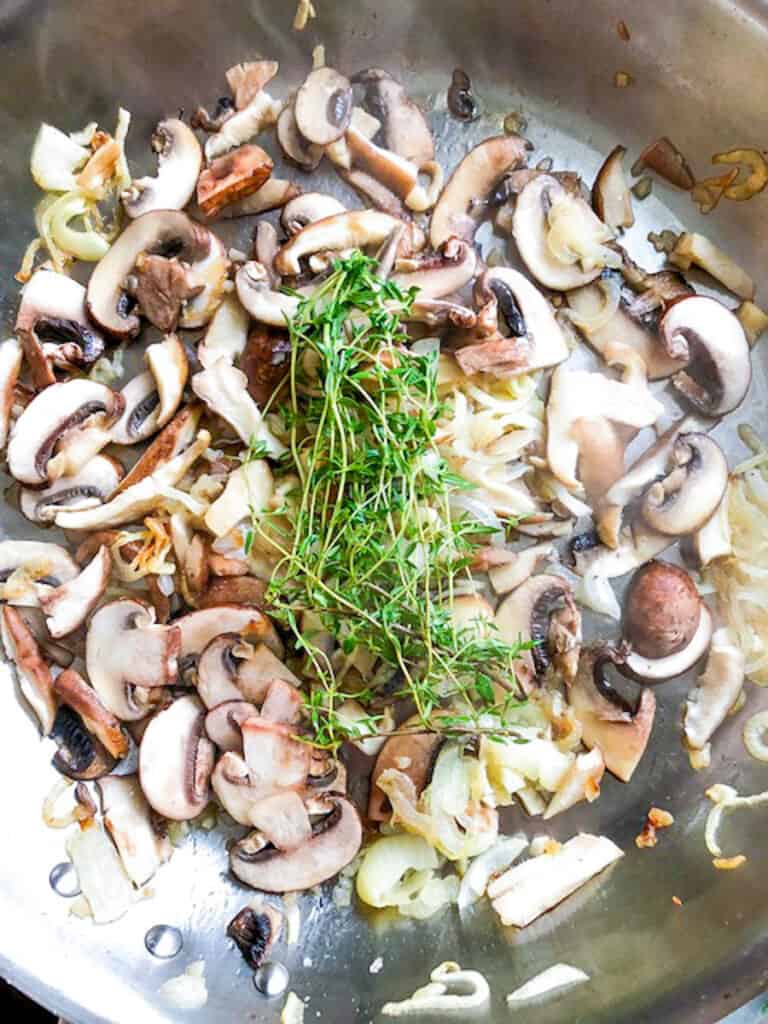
253,961,290,998
48,862,80,898
144,924,183,959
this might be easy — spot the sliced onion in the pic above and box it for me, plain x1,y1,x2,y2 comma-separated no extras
43,193,111,262
30,123,90,192
356,833,438,909
743,711,768,762
458,834,528,910
566,275,621,331
398,874,459,919
382,962,490,1017
65,823,134,924
574,570,621,620
448,494,505,546
704,782,768,858
506,963,589,1004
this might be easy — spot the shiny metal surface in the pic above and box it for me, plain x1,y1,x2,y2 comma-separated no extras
1,1,768,1021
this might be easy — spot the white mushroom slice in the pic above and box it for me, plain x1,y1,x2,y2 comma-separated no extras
54,428,210,531
0,540,78,607
640,433,728,536
139,695,215,820
487,833,623,928
545,365,664,491
20,454,123,524
683,494,732,568
110,334,188,444
15,269,106,389
295,67,352,146
514,175,617,291
86,598,180,721
592,145,634,231
249,790,312,852
7,379,123,486
191,357,285,457
97,775,172,887
235,261,301,327
180,231,229,329
0,338,22,450
660,296,751,417
390,238,477,300
175,605,283,661
0,605,57,733
204,700,253,752
122,118,202,218
217,178,300,219
197,293,249,369
624,606,713,682
684,629,744,750
205,90,282,162
275,211,403,276
430,135,529,247
281,193,347,235
489,543,555,595
204,459,273,538
47,423,115,483
211,751,269,824
40,545,110,638
197,636,298,709
277,100,325,171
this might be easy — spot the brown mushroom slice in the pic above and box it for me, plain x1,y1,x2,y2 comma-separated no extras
0,539,79,608
40,545,110,638
567,282,685,380
15,270,106,390
197,144,274,218
49,705,116,781
175,605,283,663
592,145,634,231
86,210,225,338
495,574,582,693
240,326,292,408
204,700,254,752
353,69,434,166
281,193,346,235
369,728,444,822
123,118,202,218
345,127,443,212
53,666,128,759
86,597,180,721
225,59,279,109
230,795,362,893
276,100,325,171
127,253,204,334
623,561,702,660
623,606,713,682
191,356,285,457
241,717,310,793
684,628,744,750
390,238,477,300
640,433,728,536
9,607,74,668
659,296,751,416
235,260,301,327
0,605,57,733
114,404,201,495
275,211,405,276
20,454,123,525
110,334,188,445
139,694,215,820
295,67,352,146
7,379,123,487
430,135,529,247
568,648,656,782
97,775,172,887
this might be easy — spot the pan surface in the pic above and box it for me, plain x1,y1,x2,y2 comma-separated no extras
1,1,768,1021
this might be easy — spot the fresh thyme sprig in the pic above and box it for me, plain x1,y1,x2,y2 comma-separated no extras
250,252,528,750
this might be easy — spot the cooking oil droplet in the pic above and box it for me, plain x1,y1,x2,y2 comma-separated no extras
49,862,80,897
145,924,183,959
253,961,289,997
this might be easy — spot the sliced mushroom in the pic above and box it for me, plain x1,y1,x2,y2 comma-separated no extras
197,635,297,709
240,326,292,408
623,561,702,660
345,126,443,212
205,88,282,162
276,100,325,171
139,694,215,820
260,677,302,724
0,337,22,449
7,607,74,668
390,238,477,299
235,260,301,327
353,69,434,166
204,459,273,538
111,334,188,445
7,379,123,487
211,750,270,823
495,574,582,693
430,135,529,247
53,666,128,759
204,700,254,752
86,597,180,721
249,790,312,852
275,211,406,276
369,727,443,821
682,493,732,569
227,904,283,970
218,178,301,219
97,775,172,886
0,605,57,732
242,716,310,791
295,67,352,146
659,296,751,416
197,293,249,370
513,174,614,291
568,647,656,782
86,211,227,338
15,270,106,389
191,356,285,457
684,628,744,750
0,540,79,607
40,545,110,638
623,606,713,682
226,59,279,110
175,605,283,663
281,193,346,235
114,404,201,495
123,118,202,218
488,542,555,596
197,144,273,217
20,454,123,525
49,704,116,781
230,794,362,892
640,433,728,536
592,145,634,231
198,576,267,610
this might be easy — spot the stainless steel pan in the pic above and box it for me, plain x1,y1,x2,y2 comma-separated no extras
2,1,768,1020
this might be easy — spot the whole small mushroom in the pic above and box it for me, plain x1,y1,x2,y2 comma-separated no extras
623,561,702,659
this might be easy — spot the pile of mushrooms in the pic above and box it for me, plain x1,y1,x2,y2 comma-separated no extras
0,47,760,936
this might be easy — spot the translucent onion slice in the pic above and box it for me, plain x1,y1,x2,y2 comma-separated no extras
458,834,528,910
743,710,768,762
506,963,589,1004
65,823,134,924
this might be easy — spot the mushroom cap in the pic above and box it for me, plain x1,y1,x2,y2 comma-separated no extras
591,145,634,232
123,118,202,218
623,561,702,659
0,539,79,595
274,210,404,277
281,193,346,235
623,606,713,682
52,665,128,759
295,67,353,146
230,795,362,892
640,433,728,536
0,604,58,733
110,334,188,445
660,296,751,416
276,101,325,171
20,454,123,525
369,727,443,821
174,604,283,660
139,694,215,820
7,378,123,486
353,68,434,166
